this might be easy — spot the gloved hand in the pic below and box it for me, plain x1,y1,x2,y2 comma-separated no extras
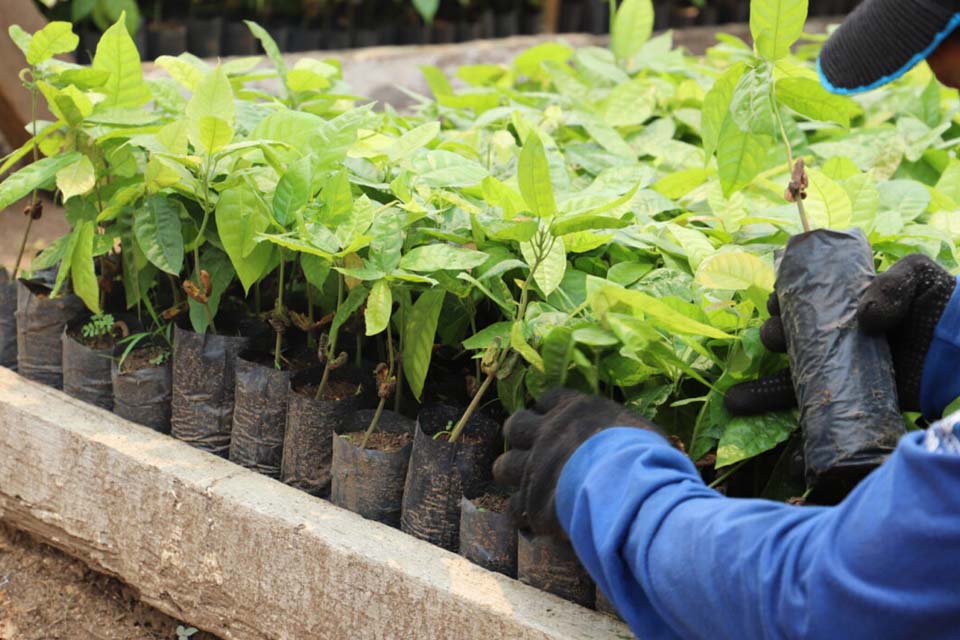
725,254,956,416
492,388,656,536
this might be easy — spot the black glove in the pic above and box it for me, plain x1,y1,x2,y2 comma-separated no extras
725,254,956,416
492,388,656,536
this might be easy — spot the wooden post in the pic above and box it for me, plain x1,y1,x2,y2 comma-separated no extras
0,0,56,150
543,0,562,33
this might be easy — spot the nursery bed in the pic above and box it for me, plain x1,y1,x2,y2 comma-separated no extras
0,367,630,640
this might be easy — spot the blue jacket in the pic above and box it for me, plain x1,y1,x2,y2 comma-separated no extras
556,278,960,640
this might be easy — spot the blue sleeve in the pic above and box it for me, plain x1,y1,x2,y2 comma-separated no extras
556,427,960,640
920,274,960,419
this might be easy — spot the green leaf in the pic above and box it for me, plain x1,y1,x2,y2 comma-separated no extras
188,247,234,334
541,326,574,389
330,285,369,348
521,236,566,297
603,80,656,127
667,224,715,270
155,55,204,91
27,22,78,66
8,25,31,56
611,0,654,61
716,411,799,467
412,0,440,22
511,321,544,372
403,289,445,401
0,152,81,208
462,321,512,351
301,254,331,290
594,286,732,339
216,185,273,292
716,117,769,197
365,280,392,336
518,132,557,218
92,13,150,108
186,67,236,129
387,122,440,161
750,0,808,61
514,43,574,78
55,155,96,202
775,77,860,127
702,62,747,160
843,173,880,233
190,115,234,155
695,250,775,291
71,220,100,313
399,245,489,272
729,66,777,136
134,195,184,275
805,169,853,229
411,150,488,188
274,157,312,227
244,21,288,79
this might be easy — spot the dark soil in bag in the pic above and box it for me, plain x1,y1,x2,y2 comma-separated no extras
112,342,172,433
331,409,414,526
61,320,117,410
400,404,499,551
280,367,369,496
0,269,16,369
459,489,517,578
776,228,904,498
517,531,595,608
170,324,253,457
228,352,293,478
16,280,85,389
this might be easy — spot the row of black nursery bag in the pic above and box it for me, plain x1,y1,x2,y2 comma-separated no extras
0,271,610,614
68,0,865,64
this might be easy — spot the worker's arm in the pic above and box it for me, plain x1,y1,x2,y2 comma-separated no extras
557,421,960,640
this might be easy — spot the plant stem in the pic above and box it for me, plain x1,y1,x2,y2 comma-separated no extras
708,460,747,489
315,272,344,401
394,301,404,413
448,369,495,443
361,321,395,449
274,253,285,369
13,73,40,279
772,94,811,233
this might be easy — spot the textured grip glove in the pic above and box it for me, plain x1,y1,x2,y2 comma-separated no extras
725,254,956,416
492,389,655,536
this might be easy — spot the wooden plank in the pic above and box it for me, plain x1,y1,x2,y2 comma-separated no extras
0,368,631,640
0,0,55,149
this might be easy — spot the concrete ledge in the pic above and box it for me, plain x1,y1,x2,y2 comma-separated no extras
0,367,631,639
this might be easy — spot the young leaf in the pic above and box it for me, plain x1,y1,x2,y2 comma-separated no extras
55,155,96,202
26,22,78,66
399,245,489,272
541,326,574,389
611,0,654,61
300,254,331,290
92,13,150,108
386,122,441,161
520,236,566,297
750,0,808,61
191,115,234,155
805,169,853,229
411,150,488,187
364,280,392,336
134,196,185,275
729,66,777,136
216,185,273,291
518,132,556,218
244,21,288,79
695,250,775,292
775,77,860,127
403,289,445,401
186,67,236,129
